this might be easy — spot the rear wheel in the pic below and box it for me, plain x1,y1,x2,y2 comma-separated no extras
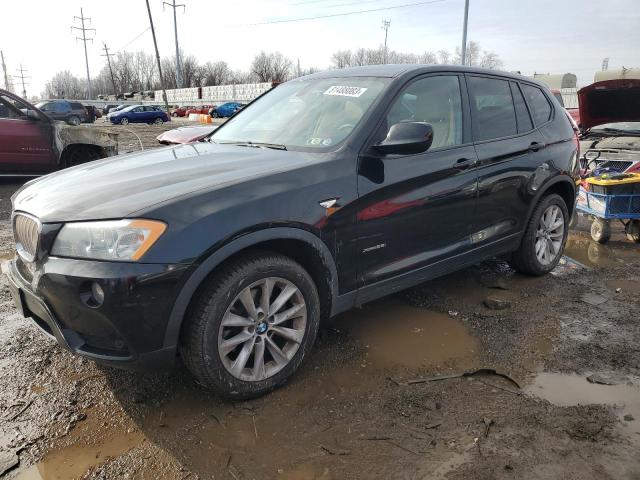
67,115,80,126
591,218,611,244
172,112,178,117
180,252,320,399
625,220,640,243
212,111,219,118
510,194,569,275
154,117,164,125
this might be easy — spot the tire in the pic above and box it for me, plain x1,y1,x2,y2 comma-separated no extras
154,117,164,125
510,194,569,276
120,117,129,125
625,220,640,243
62,145,102,168
67,115,80,126
212,111,219,118
591,218,611,244
180,252,321,399
172,112,178,117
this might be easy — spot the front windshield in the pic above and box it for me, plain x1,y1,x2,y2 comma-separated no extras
211,77,389,150
591,122,640,134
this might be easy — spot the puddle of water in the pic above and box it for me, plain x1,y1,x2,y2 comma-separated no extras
564,234,640,268
606,278,640,295
337,298,479,370
15,411,144,480
526,373,640,436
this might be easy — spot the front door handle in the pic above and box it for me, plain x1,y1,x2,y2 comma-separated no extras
454,157,476,169
529,142,544,152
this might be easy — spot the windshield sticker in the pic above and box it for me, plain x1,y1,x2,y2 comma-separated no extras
323,86,368,97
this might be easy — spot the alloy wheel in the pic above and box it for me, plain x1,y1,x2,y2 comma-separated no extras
218,277,307,382
535,204,565,265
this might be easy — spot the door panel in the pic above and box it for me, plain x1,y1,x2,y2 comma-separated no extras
356,74,478,287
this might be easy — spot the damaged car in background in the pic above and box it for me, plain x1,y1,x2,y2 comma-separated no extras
0,89,118,175
578,79,640,173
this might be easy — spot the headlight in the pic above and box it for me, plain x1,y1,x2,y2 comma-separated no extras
51,219,166,261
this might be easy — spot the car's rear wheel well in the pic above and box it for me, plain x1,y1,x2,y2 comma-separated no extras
543,181,576,215
60,144,104,168
181,239,334,343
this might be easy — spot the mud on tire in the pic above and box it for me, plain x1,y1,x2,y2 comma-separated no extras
510,193,569,276
180,251,321,399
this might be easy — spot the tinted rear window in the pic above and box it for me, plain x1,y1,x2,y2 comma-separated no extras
70,102,84,109
521,84,553,125
510,83,533,133
468,76,517,141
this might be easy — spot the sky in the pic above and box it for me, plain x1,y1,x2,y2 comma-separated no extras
1,0,639,98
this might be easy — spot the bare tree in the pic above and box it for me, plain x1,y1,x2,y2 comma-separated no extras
438,50,451,64
251,51,292,82
43,71,85,99
331,50,353,68
202,61,231,85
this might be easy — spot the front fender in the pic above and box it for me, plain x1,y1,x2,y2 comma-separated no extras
162,227,338,349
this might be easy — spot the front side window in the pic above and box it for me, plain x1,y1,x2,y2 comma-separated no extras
0,94,27,119
521,84,553,125
211,77,389,150
386,75,463,149
35,102,54,112
468,76,517,141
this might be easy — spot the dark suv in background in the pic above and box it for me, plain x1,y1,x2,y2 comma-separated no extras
35,99,90,126
8,65,579,399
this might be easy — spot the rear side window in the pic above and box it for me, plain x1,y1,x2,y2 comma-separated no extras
521,84,553,125
468,76,517,141
70,102,84,110
510,83,533,133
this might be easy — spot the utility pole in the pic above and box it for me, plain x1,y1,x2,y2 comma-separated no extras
297,58,301,77
101,43,118,97
163,0,185,89
16,64,30,98
72,8,95,99
460,0,469,66
146,0,170,112
1,51,10,91
382,20,390,64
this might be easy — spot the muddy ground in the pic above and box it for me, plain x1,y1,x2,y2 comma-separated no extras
1,126,639,479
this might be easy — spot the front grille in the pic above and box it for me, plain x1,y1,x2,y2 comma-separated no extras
580,158,634,172
13,213,40,262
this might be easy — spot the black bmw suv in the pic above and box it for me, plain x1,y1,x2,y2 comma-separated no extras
8,65,579,398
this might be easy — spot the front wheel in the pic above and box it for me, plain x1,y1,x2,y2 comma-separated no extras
510,194,569,276
172,112,178,117
120,117,129,125
180,252,320,399
211,111,219,118
591,218,611,244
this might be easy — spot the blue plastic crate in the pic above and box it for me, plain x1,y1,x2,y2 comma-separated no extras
576,187,640,219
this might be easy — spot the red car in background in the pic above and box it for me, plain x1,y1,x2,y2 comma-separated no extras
552,89,580,126
185,105,215,116
170,106,193,117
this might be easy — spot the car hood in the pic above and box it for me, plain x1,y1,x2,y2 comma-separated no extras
578,79,640,130
12,142,315,223
156,125,216,144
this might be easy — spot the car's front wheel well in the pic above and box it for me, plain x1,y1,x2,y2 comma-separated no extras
60,144,104,168
182,239,334,339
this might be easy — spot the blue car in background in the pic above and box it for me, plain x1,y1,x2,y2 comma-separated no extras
209,102,244,118
108,105,170,125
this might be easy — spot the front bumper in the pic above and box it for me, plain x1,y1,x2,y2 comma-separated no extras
5,255,189,371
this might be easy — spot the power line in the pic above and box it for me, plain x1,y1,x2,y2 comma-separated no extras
16,64,30,98
72,8,95,99
237,0,447,26
116,27,151,53
163,0,186,89
101,43,118,97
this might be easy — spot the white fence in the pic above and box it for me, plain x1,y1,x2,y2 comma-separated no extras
156,82,272,105
559,88,578,109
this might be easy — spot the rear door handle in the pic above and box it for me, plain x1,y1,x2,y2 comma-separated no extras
454,157,476,169
529,142,545,152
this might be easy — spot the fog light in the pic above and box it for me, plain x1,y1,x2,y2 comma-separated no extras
91,282,105,305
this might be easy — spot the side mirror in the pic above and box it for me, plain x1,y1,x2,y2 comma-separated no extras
374,121,434,155
26,110,41,121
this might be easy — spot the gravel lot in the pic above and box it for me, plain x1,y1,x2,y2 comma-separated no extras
1,126,639,479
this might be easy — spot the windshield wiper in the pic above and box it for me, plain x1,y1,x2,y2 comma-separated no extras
216,140,287,150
